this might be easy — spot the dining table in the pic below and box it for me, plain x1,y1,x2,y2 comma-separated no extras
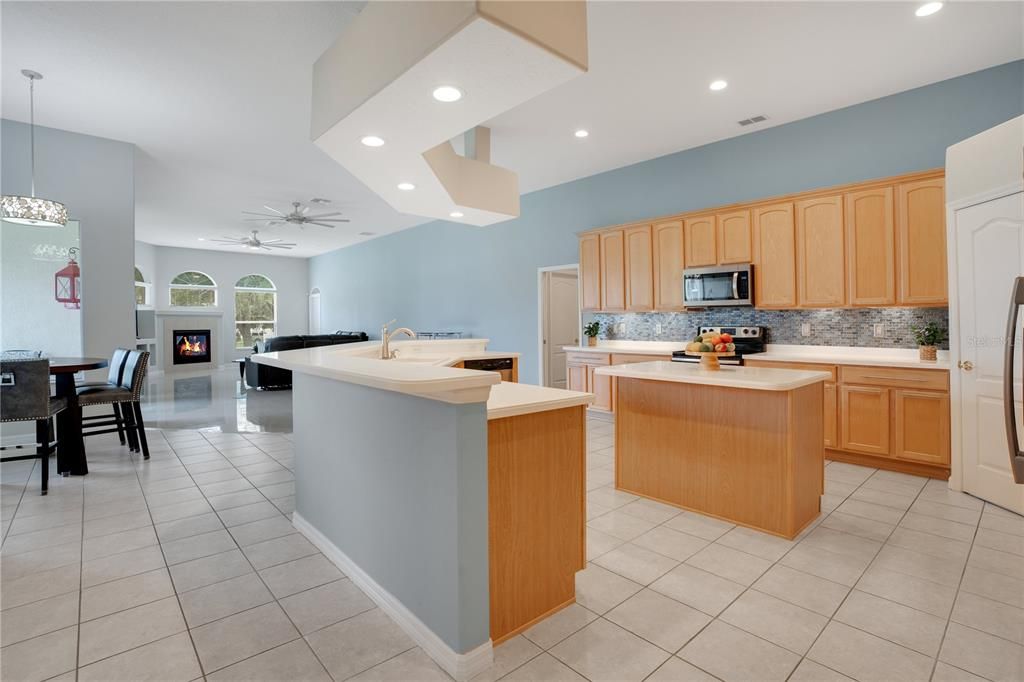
49,357,108,476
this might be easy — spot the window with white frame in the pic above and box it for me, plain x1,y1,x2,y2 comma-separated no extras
134,266,152,307
169,271,217,307
234,274,276,348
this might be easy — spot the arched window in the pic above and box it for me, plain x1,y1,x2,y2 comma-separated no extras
235,274,276,348
169,271,217,307
134,266,152,307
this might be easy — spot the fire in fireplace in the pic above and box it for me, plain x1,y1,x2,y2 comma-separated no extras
173,329,211,365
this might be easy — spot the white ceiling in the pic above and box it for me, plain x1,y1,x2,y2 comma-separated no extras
2,1,1021,258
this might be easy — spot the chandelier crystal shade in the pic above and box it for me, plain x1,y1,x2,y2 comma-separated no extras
1,70,67,228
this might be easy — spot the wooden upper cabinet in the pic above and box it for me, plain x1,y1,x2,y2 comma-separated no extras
717,210,752,264
897,178,947,305
652,220,685,311
753,203,797,308
600,230,626,312
846,186,896,306
796,195,846,307
579,233,601,311
624,225,654,311
684,215,717,267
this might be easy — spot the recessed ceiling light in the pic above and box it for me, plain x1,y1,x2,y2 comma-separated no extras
397,182,416,191
709,80,728,91
915,2,943,16
432,86,462,103
450,211,464,218
574,129,589,138
361,135,385,147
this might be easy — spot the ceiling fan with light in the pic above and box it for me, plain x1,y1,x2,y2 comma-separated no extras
242,201,350,228
208,230,296,251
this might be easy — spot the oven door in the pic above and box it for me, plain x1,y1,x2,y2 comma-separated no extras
683,265,752,307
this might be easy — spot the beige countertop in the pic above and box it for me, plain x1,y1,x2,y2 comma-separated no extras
751,344,951,370
595,360,831,391
486,382,593,420
562,340,686,355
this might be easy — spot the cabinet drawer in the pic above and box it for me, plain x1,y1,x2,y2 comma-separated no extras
611,353,670,365
566,352,610,366
840,365,948,391
745,359,837,382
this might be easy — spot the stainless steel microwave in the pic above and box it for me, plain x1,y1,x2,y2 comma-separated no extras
683,264,753,307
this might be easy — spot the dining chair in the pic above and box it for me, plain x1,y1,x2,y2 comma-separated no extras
78,348,131,445
0,358,66,495
78,350,151,459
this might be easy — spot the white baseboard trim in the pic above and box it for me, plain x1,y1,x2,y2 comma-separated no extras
292,512,493,681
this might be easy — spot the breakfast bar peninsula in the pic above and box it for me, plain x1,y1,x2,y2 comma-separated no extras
595,361,830,539
253,339,591,680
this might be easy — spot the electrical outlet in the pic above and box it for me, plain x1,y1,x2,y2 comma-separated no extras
801,322,811,337
655,323,663,335
873,323,885,338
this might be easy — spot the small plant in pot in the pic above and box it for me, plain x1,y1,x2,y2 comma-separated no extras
912,322,947,362
584,322,601,347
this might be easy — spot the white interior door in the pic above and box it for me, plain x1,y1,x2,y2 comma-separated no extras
546,271,579,388
956,191,1024,514
308,290,321,335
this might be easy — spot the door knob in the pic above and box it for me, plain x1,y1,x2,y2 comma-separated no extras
958,360,974,371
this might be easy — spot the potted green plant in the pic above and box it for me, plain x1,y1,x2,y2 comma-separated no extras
912,322,947,362
583,321,601,347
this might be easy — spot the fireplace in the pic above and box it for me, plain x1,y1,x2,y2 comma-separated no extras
172,329,211,365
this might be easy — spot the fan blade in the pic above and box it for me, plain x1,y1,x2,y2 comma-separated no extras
301,205,310,214
209,239,245,244
308,222,338,228
305,211,343,219
241,211,279,218
266,244,295,249
312,218,350,222
263,205,285,216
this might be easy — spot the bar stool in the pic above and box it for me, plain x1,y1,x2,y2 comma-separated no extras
78,350,150,459
0,358,66,495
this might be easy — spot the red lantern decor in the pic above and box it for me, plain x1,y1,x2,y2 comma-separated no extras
54,247,81,309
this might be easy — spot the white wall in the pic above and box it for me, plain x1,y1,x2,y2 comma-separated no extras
2,120,136,371
136,242,310,360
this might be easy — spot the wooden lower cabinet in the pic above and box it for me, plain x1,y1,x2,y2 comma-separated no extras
840,385,890,456
746,358,950,478
587,366,613,411
567,364,587,393
893,389,950,466
823,381,837,449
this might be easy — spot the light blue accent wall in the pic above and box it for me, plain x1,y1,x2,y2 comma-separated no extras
292,373,489,653
311,61,1024,383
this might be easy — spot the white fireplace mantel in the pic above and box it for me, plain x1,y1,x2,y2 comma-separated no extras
156,311,224,371
155,309,224,317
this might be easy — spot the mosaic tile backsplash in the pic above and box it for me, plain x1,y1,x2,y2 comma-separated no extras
593,307,950,349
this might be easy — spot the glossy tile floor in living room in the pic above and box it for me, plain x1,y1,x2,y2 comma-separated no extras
1,417,1022,682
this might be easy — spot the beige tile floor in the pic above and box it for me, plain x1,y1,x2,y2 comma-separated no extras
1,416,1022,681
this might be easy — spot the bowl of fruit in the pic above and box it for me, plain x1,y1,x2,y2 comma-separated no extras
684,332,737,371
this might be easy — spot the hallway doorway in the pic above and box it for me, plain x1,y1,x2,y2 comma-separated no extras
538,265,580,388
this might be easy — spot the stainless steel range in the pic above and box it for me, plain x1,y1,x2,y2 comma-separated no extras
670,326,766,366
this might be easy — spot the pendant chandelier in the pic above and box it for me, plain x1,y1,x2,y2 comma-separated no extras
1,70,68,228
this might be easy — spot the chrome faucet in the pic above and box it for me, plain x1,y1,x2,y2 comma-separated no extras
380,319,416,359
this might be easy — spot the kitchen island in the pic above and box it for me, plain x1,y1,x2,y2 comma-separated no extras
252,341,590,679
595,361,830,539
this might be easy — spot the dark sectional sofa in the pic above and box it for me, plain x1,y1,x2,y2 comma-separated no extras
244,332,368,389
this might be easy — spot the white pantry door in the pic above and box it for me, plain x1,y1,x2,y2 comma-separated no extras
956,191,1024,514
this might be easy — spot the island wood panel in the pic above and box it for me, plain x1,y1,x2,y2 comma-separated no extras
753,202,797,308
488,406,585,644
624,225,654,311
653,220,685,310
846,187,896,306
717,210,752,264
897,178,948,305
796,194,846,307
579,233,602,311
684,215,717,267
613,377,822,538
600,230,626,311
